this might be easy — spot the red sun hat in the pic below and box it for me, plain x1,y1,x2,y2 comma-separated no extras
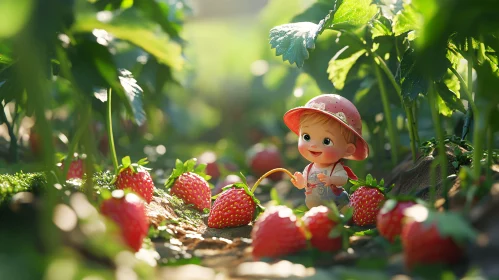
283,94,369,161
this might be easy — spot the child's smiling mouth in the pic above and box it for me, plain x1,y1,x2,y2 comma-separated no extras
309,150,322,157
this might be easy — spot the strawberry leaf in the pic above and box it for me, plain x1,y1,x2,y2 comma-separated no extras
269,22,320,68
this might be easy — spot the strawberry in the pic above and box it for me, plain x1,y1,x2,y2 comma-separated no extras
251,205,307,259
246,143,283,181
165,159,212,212
376,198,418,242
401,204,477,270
100,190,149,252
115,157,155,203
208,181,264,229
349,174,390,226
58,154,86,180
302,205,349,252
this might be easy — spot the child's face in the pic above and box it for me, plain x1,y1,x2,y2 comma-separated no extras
298,119,354,167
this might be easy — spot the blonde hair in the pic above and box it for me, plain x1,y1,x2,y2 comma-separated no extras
300,111,356,144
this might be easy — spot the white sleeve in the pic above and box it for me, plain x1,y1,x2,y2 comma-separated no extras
331,164,347,178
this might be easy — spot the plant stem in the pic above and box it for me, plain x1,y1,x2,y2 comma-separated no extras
373,59,398,166
107,88,119,173
0,103,18,162
486,127,493,181
449,67,476,111
449,65,475,140
471,41,488,180
428,83,448,209
375,54,418,163
412,102,420,144
464,37,475,140
251,168,295,193
404,103,417,162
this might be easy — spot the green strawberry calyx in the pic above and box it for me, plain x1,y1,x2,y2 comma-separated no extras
164,158,211,189
403,204,478,244
379,196,427,215
111,156,151,184
349,173,393,195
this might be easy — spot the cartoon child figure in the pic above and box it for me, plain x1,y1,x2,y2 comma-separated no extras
283,94,369,209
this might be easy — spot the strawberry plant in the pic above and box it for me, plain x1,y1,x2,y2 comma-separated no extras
349,174,392,227
114,156,155,203
164,158,212,212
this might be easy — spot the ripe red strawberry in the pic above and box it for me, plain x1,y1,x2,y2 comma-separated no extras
100,191,149,252
302,205,346,252
251,205,307,259
165,159,212,212
208,182,264,228
349,174,389,226
376,198,418,242
58,153,86,180
401,205,477,270
246,143,283,181
115,157,155,203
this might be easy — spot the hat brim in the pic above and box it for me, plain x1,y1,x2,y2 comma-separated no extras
283,107,369,161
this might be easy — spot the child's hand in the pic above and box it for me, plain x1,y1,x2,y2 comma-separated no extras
317,173,332,185
291,172,306,189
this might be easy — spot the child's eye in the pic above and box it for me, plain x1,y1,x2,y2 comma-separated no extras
302,133,311,141
323,138,333,146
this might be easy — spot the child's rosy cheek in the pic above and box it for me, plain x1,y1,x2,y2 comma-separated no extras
322,147,338,160
298,142,308,154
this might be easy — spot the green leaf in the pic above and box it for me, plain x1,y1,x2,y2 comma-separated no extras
72,7,184,70
392,4,421,36
371,18,393,39
134,0,184,41
330,0,377,31
327,47,366,90
399,48,429,101
0,0,34,38
434,81,466,114
118,69,146,125
291,2,335,24
269,22,320,68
